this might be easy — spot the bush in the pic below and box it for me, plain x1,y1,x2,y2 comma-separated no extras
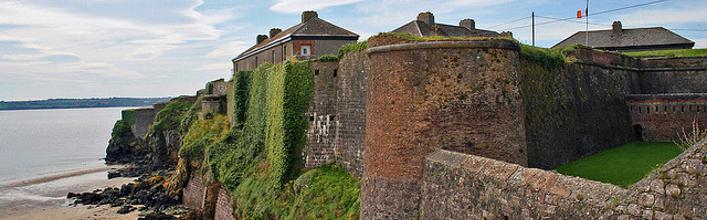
317,54,340,62
179,114,229,161
337,41,368,58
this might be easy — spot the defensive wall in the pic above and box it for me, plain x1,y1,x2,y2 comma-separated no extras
175,38,706,219
361,39,528,219
627,93,707,142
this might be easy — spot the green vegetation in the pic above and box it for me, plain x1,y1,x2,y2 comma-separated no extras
0,97,170,111
317,54,340,62
372,32,512,42
287,165,360,219
556,142,683,187
624,48,707,58
149,98,193,133
121,109,138,126
110,119,132,142
519,45,572,68
337,41,368,58
178,114,230,161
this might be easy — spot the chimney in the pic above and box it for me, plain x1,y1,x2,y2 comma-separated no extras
459,19,475,30
256,34,268,44
612,21,622,34
417,12,435,25
269,28,282,38
301,11,318,23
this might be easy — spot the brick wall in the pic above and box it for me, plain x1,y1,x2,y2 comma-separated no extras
627,94,707,142
183,176,207,210
362,39,527,219
422,138,706,219
214,187,236,220
334,51,369,177
305,61,339,168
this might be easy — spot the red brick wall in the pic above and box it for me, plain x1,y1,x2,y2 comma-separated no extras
627,94,707,142
214,187,236,220
361,39,527,219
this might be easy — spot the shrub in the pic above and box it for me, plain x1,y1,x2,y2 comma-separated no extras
317,54,340,62
337,41,368,58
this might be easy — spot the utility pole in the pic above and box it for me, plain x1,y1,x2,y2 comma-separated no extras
585,0,589,46
532,12,535,47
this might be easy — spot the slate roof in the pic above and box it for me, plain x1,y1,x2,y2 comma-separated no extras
392,20,500,37
553,27,694,49
234,17,358,61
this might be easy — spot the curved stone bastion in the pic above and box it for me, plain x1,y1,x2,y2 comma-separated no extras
361,39,528,219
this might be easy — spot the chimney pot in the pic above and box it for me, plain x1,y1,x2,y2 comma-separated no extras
301,11,318,23
256,34,268,44
417,12,435,25
459,19,475,30
269,28,282,38
612,21,622,34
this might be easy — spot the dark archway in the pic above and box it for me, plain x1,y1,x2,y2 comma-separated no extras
633,124,644,141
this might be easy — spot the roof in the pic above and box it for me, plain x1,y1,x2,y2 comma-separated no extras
553,27,694,49
234,17,358,62
392,20,500,38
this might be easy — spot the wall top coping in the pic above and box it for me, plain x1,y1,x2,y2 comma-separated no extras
366,40,519,55
626,93,707,102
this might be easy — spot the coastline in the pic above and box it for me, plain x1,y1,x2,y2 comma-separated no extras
0,167,137,220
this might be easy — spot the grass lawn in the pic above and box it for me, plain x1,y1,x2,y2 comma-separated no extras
555,142,683,188
623,48,707,58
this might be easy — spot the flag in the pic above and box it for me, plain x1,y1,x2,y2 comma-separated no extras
577,8,583,18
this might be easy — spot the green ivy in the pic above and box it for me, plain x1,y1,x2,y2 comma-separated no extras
149,98,193,133
121,109,137,127
179,114,229,161
317,54,340,62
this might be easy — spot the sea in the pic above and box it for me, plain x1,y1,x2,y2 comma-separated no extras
0,107,136,212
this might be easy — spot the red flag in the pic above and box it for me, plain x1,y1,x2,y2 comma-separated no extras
577,9,583,18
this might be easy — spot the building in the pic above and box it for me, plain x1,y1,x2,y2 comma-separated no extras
553,21,694,52
232,11,359,72
391,12,502,37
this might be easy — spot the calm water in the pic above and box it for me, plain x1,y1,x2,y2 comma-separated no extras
0,107,126,183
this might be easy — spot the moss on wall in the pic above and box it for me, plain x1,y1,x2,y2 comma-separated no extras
337,41,368,58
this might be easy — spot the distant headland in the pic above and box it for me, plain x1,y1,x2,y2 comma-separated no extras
0,97,171,111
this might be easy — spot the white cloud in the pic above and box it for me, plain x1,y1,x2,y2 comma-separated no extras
270,0,366,13
616,6,707,27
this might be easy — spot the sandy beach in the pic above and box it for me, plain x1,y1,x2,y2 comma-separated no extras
0,168,137,220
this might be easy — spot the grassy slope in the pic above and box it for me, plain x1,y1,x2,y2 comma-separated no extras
555,142,682,187
624,48,707,58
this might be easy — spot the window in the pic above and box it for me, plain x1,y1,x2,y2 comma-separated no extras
333,69,338,77
272,50,275,62
283,45,287,61
300,45,311,56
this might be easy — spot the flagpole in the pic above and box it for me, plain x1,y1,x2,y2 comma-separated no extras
585,0,589,46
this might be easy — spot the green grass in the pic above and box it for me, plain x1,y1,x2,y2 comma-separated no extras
555,142,682,188
623,48,707,58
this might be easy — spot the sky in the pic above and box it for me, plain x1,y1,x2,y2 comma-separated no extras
0,0,705,101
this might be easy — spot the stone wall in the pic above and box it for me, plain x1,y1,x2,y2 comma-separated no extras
421,138,706,219
362,40,527,219
636,57,707,93
128,107,158,140
183,176,207,210
627,93,707,142
521,49,636,169
208,79,228,96
305,61,339,168
214,187,235,220
334,51,369,177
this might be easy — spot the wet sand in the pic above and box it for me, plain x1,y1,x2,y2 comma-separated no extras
0,168,137,220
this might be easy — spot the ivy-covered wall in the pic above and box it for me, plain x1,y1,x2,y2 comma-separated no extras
520,46,635,169
178,61,359,219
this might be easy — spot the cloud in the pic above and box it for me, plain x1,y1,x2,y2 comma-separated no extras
615,4,707,27
270,0,366,13
0,0,238,81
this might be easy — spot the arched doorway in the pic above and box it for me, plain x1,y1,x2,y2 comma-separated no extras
633,124,644,141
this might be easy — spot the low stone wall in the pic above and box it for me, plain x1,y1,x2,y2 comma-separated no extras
421,139,706,219
214,187,235,220
627,93,707,142
208,79,228,96
183,176,207,210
